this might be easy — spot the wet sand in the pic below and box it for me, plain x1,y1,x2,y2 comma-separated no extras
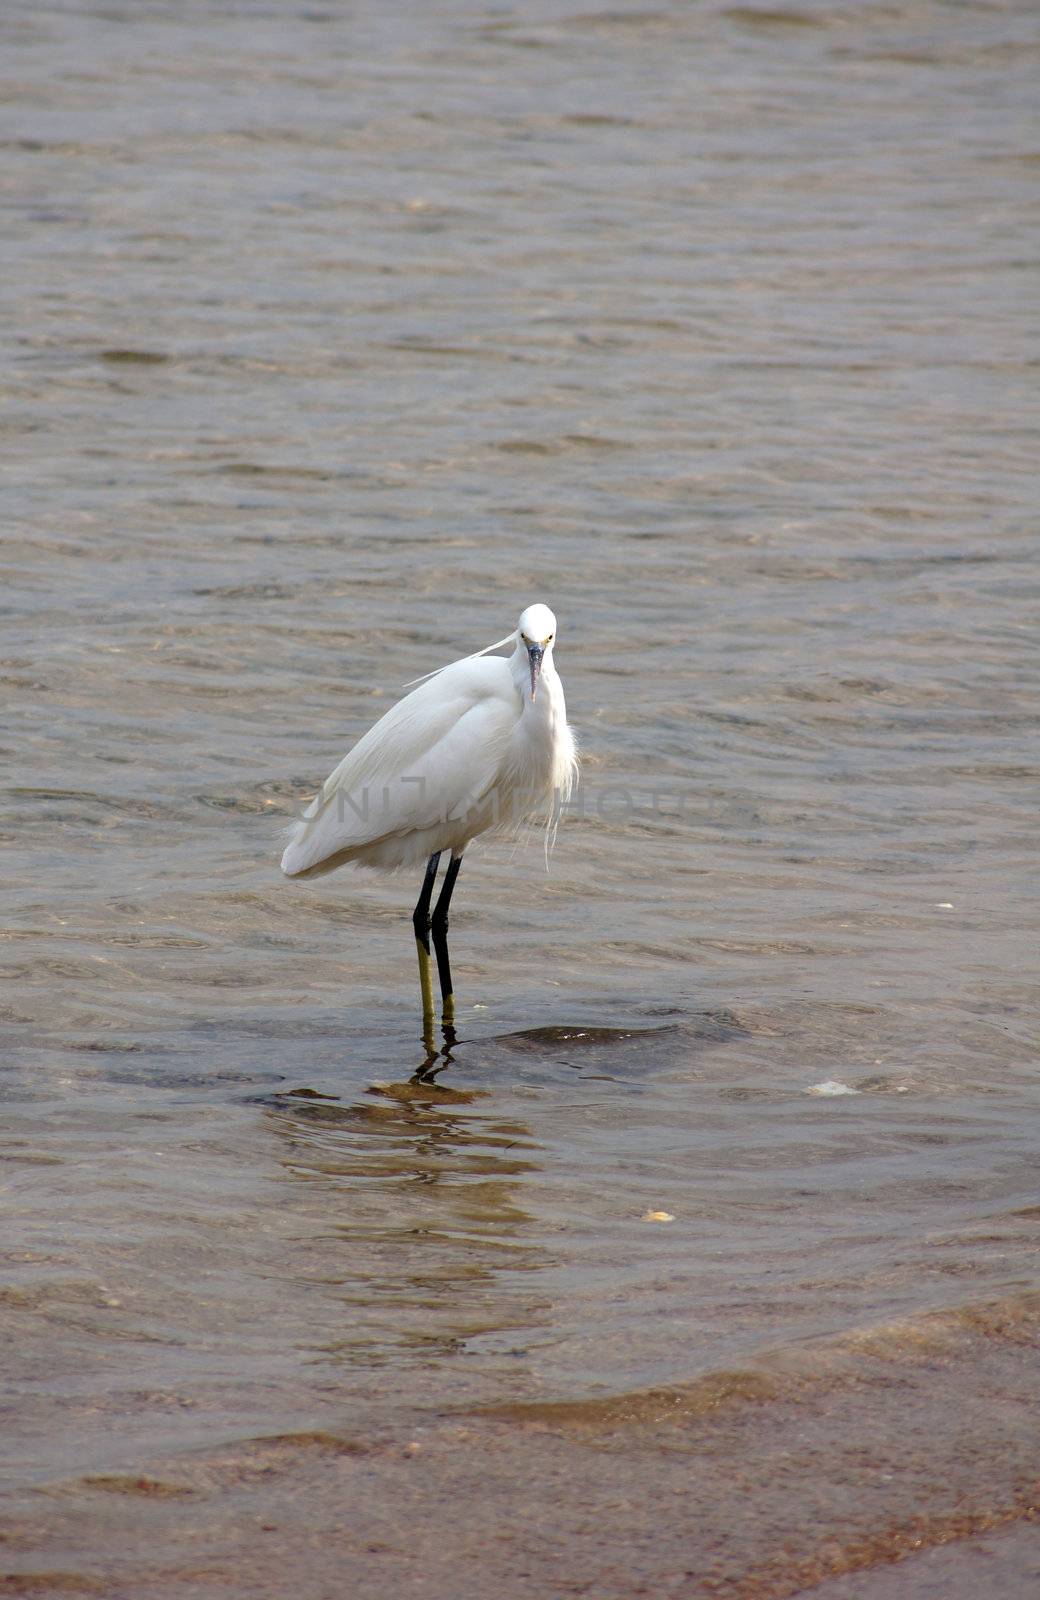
4,1292,1039,1597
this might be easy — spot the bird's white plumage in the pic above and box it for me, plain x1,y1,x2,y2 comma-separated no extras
281,604,577,879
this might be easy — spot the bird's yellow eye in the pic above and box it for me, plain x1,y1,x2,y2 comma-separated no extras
521,633,529,644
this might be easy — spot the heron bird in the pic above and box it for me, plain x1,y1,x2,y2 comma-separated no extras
280,602,578,1041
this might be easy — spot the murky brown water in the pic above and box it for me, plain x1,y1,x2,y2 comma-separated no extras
3,0,1039,1594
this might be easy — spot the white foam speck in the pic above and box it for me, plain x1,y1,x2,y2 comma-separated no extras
805,1079,860,1097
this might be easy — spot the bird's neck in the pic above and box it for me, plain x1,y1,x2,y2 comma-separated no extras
509,645,559,712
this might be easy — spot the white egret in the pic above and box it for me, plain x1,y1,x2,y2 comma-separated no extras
281,603,578,1031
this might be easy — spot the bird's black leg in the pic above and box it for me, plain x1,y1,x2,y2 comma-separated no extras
413,852,441,1050
412,852,441,952
430,853,463,1023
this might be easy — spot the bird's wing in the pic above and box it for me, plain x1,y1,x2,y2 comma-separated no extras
281,657,517,876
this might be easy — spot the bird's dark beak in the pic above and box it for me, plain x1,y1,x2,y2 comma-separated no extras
527,642,544,702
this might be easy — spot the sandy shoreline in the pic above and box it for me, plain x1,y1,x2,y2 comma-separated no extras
5,1290,1038,1598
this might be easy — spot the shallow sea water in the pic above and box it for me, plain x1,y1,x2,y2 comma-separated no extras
2,1,1040,1595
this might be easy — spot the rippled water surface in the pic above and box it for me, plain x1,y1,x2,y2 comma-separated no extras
3,1,1039,1594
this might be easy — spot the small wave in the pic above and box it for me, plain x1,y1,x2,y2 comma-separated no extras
471,1287,1040,1428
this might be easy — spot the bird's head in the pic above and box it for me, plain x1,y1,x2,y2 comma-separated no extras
517,603,557,702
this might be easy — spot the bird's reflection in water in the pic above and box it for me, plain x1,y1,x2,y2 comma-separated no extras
415,1006,458,1084
260,1033,548,1365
